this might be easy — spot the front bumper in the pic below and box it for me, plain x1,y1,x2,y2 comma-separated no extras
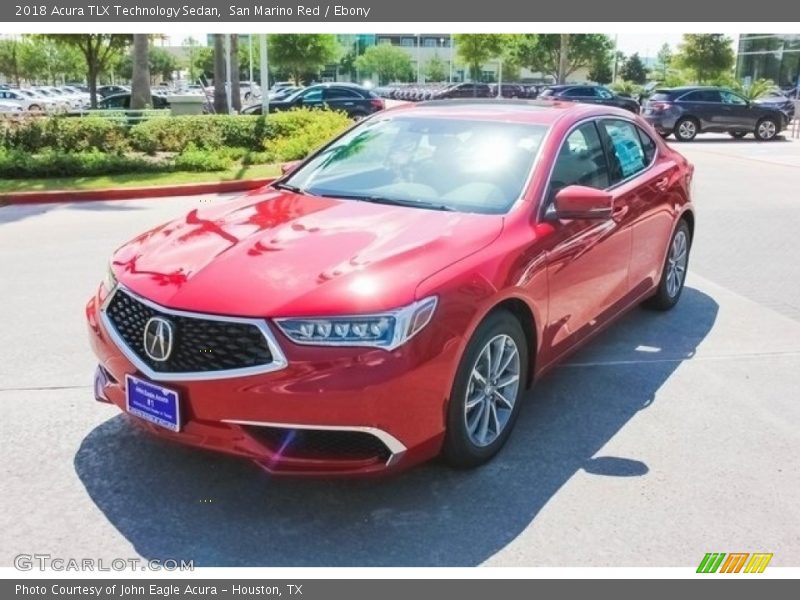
86,286,457,476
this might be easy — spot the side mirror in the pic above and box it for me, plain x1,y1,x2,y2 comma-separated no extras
553,185,614,220
280,160,301,175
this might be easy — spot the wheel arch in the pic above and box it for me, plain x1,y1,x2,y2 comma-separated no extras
483,297,538,390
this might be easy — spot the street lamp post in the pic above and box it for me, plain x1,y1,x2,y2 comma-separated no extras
260,34,269,115
449,34,454,83
416,34,421,83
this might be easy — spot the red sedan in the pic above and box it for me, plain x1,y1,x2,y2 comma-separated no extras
86,100,695,476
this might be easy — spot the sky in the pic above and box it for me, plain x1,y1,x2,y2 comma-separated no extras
165,32,741,59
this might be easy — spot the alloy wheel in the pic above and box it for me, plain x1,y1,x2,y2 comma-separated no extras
665,229,688,298
677,120,697,140
757,119,777,140
464,334,521,447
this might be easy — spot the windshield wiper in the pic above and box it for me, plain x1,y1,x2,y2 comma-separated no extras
273,182,307,195
321,193,457,212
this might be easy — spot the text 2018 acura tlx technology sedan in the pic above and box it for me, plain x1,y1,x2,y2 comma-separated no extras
86,100,695,476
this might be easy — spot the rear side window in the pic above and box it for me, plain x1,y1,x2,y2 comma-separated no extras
600,120,648,182
539,88,554,97
550,122,610,198
649,92,672,102
637,127,657,164
563,87,589,97
324,88,362,100
681,90,722,102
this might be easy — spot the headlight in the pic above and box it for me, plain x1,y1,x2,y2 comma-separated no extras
275,296,437,350
103,264,117,293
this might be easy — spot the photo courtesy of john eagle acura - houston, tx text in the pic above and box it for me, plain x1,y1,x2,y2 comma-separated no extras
86,100,695,476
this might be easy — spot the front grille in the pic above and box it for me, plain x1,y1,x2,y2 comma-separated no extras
243,426,392,463
105,289,273,374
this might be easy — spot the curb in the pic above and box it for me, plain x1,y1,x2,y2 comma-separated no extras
0,177,276,205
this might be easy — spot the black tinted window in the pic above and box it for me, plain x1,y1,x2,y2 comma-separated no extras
600,120,648,182
681,90,722,102
325,88,362,100
637,126,657,164
550,122,610,196
563,87,589,97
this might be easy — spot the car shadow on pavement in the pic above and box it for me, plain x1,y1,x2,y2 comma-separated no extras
74,287,718,566
0,201,145,225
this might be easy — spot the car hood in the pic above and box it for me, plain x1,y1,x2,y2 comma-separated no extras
112,188,504,317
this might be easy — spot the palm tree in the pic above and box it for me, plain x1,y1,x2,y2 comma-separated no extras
558,34,570,84
213,34,227,113
130,34,151,109
230,34,241,112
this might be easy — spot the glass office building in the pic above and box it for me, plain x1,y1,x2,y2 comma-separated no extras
736,34,800,89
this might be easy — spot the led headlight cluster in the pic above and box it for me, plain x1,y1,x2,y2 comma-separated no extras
103,263,118,293
275,296,437,350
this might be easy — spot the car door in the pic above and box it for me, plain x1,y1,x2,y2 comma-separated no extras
543,120,633,359
323,87,363,116
678,89,723,129
294,87,324,110
598,118,678,295
719,89,756,130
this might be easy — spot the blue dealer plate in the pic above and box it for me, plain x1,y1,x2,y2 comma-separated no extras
125,374,181,432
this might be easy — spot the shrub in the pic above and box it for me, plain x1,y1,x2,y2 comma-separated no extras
1,116,129,153
260,108,351,161
0,147,166,179
173,144,233,172
129,115,261,152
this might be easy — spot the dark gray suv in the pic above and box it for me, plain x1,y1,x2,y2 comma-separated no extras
643,86,788,141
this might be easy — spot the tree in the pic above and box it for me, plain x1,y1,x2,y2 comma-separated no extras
149,47,179,83
454,34,507,82
42,35,131,107
515,34,613,82
230,34,241,112
0,38,22,86
674,34,735,84
656,43,673,80
130,34,151,109
213,34,227,113
620,52,648,84
355,44,413,85
589,57,613,84
424,54,448,82
268,34,339,85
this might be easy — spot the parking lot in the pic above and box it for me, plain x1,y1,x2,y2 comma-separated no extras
1,134,799,567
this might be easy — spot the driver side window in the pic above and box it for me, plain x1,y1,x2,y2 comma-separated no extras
720,90,747,105
549,122,610,202
300,88,323,103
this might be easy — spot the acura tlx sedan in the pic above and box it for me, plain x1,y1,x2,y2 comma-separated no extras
86,99,695,476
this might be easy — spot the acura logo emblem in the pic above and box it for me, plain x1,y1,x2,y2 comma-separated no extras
143,317,174,362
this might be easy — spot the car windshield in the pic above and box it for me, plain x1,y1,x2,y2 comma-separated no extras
284,116,547,214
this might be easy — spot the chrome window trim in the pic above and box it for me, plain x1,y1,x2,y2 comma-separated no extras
100,284,288,382
221,419,407,467
538,114,660,220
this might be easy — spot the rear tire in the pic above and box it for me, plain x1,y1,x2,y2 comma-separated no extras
674,117,699,141
644,220,691,311
442,311,529,468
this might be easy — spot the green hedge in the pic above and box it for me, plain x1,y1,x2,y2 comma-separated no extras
2,117,130,154
0,148,164,178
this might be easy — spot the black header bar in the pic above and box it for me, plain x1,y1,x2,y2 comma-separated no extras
3,0,794,22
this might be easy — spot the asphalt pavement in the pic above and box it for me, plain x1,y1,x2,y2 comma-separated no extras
1,135,798,567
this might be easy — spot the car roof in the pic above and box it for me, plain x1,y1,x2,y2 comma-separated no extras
384,99,631,125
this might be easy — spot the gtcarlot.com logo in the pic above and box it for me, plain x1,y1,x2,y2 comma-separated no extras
697,552,773,573
14,554,194,571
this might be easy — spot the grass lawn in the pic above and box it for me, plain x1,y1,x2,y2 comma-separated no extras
0,163,281,194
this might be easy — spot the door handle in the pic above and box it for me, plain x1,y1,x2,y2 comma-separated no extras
612,204,629,219
654,176,670,192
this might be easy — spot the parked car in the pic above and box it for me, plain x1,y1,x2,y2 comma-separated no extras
642,86,788,141
0,89,57,112
96,85,130,98
0,100,23,114
242,83,384,119
488,83,526,98
433,82,493,99
69,93,170,113
753,89,796,123
87,100,695,475
539,84,640,113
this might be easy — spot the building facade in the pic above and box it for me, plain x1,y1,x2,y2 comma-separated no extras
736,34,800,90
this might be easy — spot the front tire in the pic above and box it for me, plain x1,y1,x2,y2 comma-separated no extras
674,117,699,141
644,220,691,311
442,311,529,468
754,117,779,141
